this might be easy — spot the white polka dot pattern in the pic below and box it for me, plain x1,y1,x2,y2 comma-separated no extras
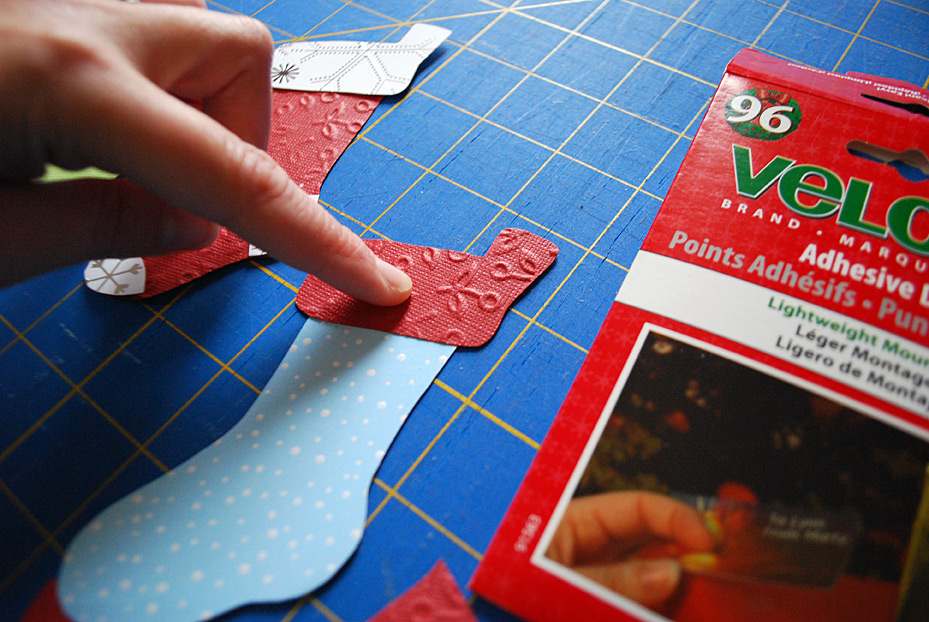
59,320,453,621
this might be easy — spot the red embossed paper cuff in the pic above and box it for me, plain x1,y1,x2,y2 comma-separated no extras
296,228,558,347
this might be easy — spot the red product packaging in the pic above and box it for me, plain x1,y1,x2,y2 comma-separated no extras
471,49,929,622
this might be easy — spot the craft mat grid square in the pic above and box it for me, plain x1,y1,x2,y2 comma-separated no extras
0,0,926,620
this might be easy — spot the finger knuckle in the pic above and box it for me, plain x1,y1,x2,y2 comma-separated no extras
301,216,372,281
224,15,273,61
223,140,292,224
323,220,370,264
37,31,113,80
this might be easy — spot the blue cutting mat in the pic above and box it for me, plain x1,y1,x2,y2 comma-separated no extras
1,1,927,620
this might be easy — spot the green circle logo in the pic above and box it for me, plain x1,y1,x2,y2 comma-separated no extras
725,89,802,140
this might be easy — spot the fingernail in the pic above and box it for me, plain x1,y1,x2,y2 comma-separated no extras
639,560,681,593
377,258,413,297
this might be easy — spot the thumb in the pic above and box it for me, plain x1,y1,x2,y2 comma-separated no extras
0,178,218,287
579,559,683,609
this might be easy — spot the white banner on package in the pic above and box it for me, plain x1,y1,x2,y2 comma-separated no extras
617,252,929,419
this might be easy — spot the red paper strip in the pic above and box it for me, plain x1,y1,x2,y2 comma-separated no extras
365,561,477,622
297,228,558,347
94,89,381,298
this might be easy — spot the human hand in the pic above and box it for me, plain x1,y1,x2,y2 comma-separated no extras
0,0,412,305
547,491,715,609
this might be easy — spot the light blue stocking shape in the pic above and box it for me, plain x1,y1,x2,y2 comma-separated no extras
59,319,453,621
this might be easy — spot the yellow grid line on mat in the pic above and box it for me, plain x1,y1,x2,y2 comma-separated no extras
442,40,693,141
491,0,929,73
308,597,346,622
377,87,667,205
889,0,927,14
227,0,929,71
0,282,189,464
0,314,169,472
509,308,590,354
833,0,882,73
0,478,65,556
750,0,789,47
151,313,263,395
0,282,83,359
373,478,483,560
434,379,542,450
357,134,635,270
754,0,929,65
369,1,616,260
0,295,299,594
476,0,715,86
354,20,528,239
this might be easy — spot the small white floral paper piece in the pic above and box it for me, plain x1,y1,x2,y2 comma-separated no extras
271,24,451,96
83,258,146,296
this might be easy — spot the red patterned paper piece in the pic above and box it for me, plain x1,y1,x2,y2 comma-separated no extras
112,89,382,298
268,90,381,196
20,580,71,622
297,228,558,347
365,561,477,622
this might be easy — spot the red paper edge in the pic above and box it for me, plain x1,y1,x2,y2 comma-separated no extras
368,560,477,622
20,580,71,622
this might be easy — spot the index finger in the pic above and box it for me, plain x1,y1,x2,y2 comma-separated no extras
550,492,715,566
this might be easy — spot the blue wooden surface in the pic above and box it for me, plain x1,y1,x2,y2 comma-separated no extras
1,1,927,620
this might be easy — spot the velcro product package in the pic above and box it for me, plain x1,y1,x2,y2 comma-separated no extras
471,49,929,622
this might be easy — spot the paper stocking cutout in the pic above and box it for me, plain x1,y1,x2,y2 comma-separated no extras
298,228,559,347
62,229,557,621
365,561,477,622
83,90,380,298
59,320,455,622
272,24,451,96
